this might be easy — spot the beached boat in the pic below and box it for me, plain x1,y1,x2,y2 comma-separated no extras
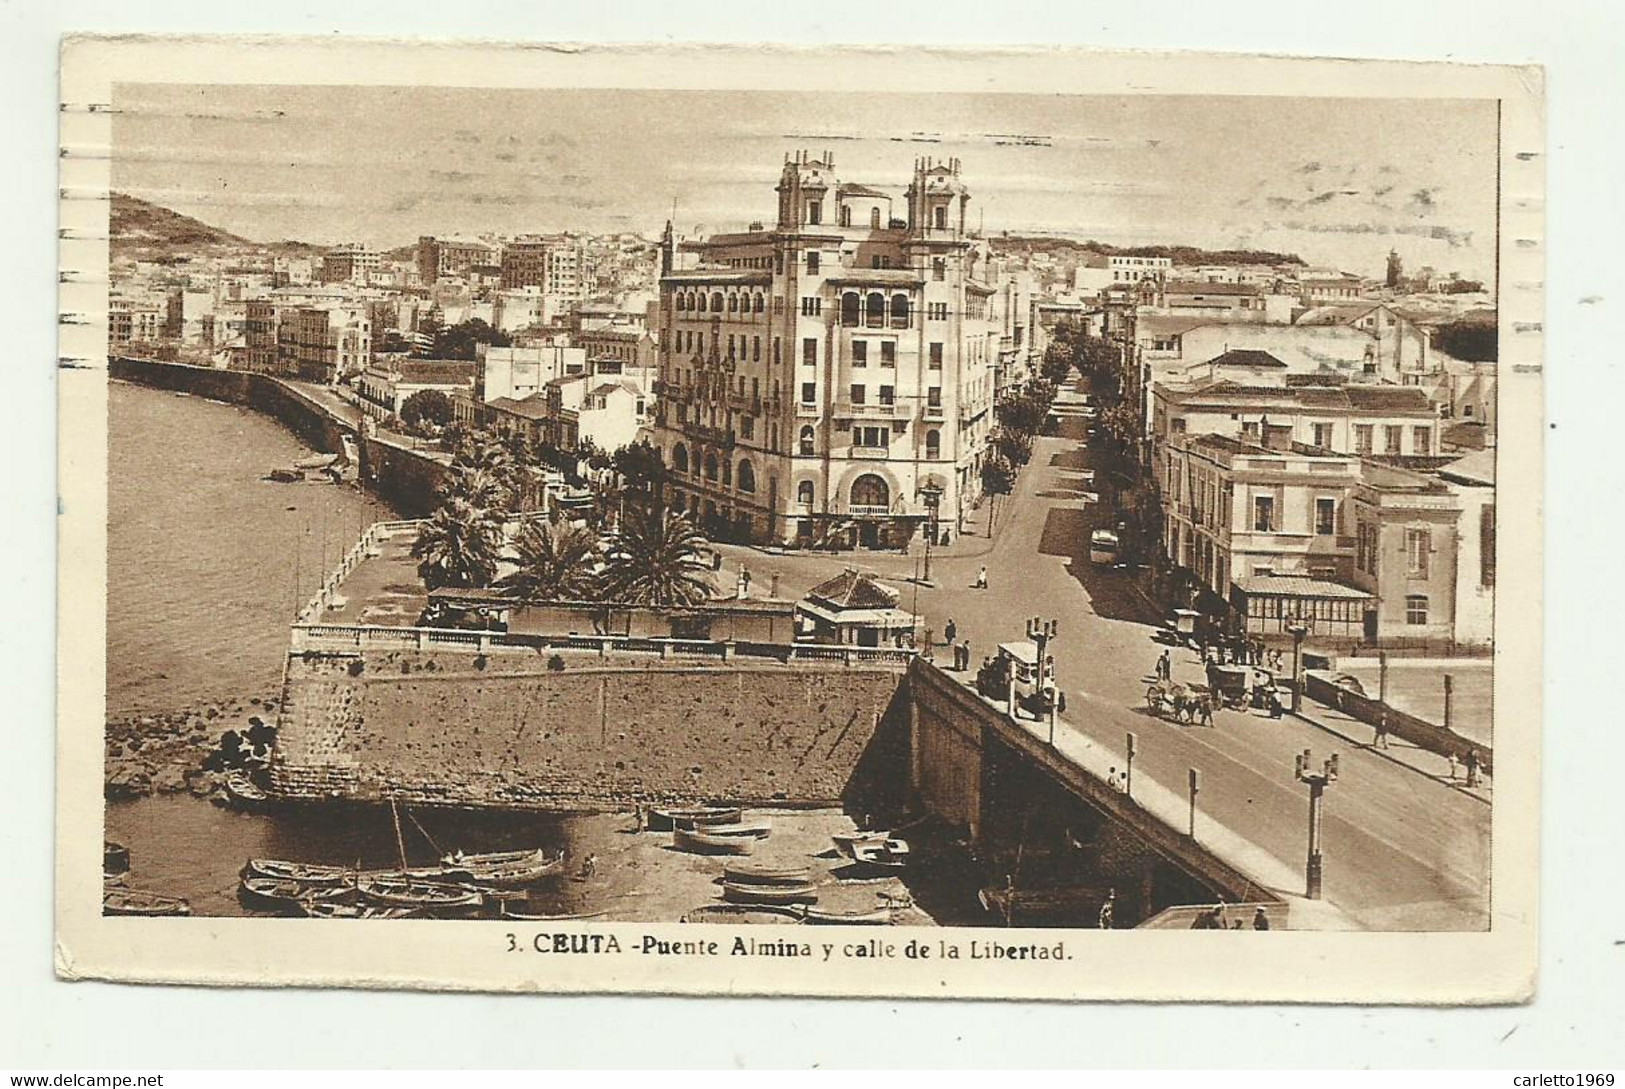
495,906,609,922
103,840,130,875
722,880,818,906
848,838,911,871
831,830,890,857
103,870,128,888
301,901,417,920
243,858,355,887
103,888,191,917
722,862,813,887
442,846,549,868
978,885,1108,926
445,849,567,889
240,875,353,913
681,903,802,924
223,770,269,810
356,875,484,913
693,819,771,840
797,904,894,925
647,806,743,832
673,826,755,856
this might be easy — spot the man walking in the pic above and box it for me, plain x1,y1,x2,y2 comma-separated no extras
1465,747,1481,788
1373,710,1391,750
975,565,988,590
943,617,957,648
1158,649,1172,680
959,639,971,673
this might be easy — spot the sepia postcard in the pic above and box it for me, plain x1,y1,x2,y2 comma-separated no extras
57,37,1544,1002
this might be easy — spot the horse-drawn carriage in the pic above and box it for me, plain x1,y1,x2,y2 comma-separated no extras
1144,680,1213,725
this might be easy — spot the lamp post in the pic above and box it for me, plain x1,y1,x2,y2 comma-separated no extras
1027,617,1059,742
1125,731,1137,799
1284,617,1310,714
1294,748,1339,899
918,480,944,586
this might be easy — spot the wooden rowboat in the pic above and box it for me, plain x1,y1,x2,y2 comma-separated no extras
648,806,742,832
103,840,130,875
301,901,417,920
244,858,355,886
848,839,911,871
103,888,191,916
722,862,813,887
694,819,771,840
673,826,755,856
442,846,550,868
722,880,818,906
797,904,894,925
831,830,890,857
682,903,802,924
357,875,484,912
223,771,269,810
453,850,568,890
240,875,354,913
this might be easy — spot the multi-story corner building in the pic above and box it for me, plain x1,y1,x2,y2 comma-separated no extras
320,243,381,285
416,236,497,285
276,303,372,383
652,153,1000,546
108,296,165,350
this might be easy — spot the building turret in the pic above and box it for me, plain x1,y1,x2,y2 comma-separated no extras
905,156,971,237
775,150,837,230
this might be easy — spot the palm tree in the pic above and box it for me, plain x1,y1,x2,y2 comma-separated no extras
454,437,514,479
411,496,505,590
601,507,716,607
439,466,509,510
501,519,603,603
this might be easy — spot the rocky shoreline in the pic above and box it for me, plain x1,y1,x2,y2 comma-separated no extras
105,693,280,802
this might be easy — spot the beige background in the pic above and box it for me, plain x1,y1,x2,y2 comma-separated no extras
57,38,1543,1004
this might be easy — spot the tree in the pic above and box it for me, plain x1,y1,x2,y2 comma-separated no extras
1434,319,1498,362
400,388,454,429
423,318,512,361
410,497,505,590
613,439,667,502
501,519,602,603
439,466,510,511
600,507,716,607
991,427,1033,469
980,455,1016,538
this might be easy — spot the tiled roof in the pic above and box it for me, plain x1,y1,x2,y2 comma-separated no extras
1206,349,1288,369
1344,386,1432,413
1438,447,1495,485
1166,281,1263,296
804,568,899,610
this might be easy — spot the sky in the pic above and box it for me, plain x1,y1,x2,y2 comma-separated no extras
113,84,1501,282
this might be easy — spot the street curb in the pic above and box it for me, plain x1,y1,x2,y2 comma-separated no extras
1288,710,1492,806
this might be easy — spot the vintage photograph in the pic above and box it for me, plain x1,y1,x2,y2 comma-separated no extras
58,40,1543,1000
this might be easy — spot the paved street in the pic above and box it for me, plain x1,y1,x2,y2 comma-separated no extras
716,379,1491,931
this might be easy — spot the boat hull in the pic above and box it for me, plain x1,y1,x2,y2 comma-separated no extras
722,863,813,886
648,806,743,832
673,827,755,855
722,881,818,906
103,889,191,916
682,904,802,924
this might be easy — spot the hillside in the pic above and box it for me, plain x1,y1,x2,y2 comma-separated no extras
990,233,1306,268
110,192,321,258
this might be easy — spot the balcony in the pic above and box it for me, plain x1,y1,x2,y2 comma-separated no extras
923,403,945,420
797,402,822,419
835,400,911,421
689,423,737,449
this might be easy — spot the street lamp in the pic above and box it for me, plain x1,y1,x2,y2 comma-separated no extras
1294,748,1339,899
1125,731,1137,798
917,480,944,586
1284,617,1310,714
1026,616,1059,743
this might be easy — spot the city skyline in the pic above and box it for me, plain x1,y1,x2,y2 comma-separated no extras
113,84,1499,282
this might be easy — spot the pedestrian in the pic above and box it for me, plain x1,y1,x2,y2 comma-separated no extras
960,639,971,672
1253,907,1270,931
923,626,934,657
1465,747,1481,787
1107,766,1120,792
975,565,988,590
1445,752,1458,781
944,618,957,647
1098,889,1116,930
579,853,598,879
940,529,951,548
1199,695,1215,729
1373,711,1391,750
1158,649,1171,680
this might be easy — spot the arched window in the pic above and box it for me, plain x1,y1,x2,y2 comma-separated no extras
865,292,885,328
799,425,815,456
704,452,719,481
737,460,756,493
754,293,764,314
870,207,881,229
797,480,815,507
840,292,860,327
711,292,724,312
850,474,890,512
925,429,941,459
891,294,909,328
675,293,685,312
721,459,732,486
672,443,689,474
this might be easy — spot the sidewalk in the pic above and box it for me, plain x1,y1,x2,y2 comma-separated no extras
1292,699,1492,805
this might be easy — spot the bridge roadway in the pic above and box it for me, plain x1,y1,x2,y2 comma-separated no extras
719,382,1491,931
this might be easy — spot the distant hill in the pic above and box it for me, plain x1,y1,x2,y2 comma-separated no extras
990,233,1306,268
110,192,320,258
